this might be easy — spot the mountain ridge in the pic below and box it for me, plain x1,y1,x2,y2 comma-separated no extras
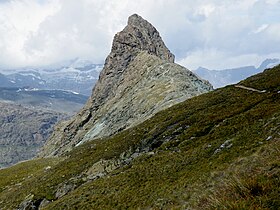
0,60,102,96
39,14,212,157
0,87,88,115
195,58,280,88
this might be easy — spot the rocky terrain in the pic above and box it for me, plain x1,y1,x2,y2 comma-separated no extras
0,101,66,168
40,14,212,157
0,68,89,167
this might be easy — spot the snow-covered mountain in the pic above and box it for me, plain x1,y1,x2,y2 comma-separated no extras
0,59,103,96
194,58,280,88
0,87,88,114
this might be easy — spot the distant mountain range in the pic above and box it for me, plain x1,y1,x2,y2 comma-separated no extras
0,58,103,96
1,58,279,93
0,87,88,115
194,58,280,88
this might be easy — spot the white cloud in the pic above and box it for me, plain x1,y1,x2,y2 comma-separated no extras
266,23,280,39
0,0,280,70
196,4,216,18
178,49,280,70
265,0,280,4
0,0,60,68
253,24,269,34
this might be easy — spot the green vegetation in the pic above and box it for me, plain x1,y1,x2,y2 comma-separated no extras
0,65,279,209
199,140,280,209
0,158,59,191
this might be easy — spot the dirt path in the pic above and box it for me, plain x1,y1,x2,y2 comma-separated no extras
235,85,266,93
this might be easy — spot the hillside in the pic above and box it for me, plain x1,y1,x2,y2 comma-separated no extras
0,65,279,209
0,102,66,168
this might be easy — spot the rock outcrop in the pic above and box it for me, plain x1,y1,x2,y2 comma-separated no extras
40,14,212,157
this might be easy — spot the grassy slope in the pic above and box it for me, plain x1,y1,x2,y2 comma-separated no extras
0,66,279,209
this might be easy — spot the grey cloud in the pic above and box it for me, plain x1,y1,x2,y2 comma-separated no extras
0,0,279,70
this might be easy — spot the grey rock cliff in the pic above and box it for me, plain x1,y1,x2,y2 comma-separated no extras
39,14,212,157
89,13,175,112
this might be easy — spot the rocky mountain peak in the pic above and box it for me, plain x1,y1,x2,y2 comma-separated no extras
104,14,174,76
127,14,144,25
39,14,212,157
118,13,174,63
89,13,175,112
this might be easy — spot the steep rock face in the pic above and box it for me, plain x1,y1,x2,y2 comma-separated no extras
88,13,175,112
40,14,212,157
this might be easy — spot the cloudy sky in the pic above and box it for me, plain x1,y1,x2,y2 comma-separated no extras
0,0,280,70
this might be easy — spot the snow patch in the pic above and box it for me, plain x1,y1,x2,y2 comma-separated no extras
23,88,39,91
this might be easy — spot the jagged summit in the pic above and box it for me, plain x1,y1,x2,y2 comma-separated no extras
94,14,175,108
124,14,174,62
128,14,145,26
39,14,212,157
96,13,174,103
